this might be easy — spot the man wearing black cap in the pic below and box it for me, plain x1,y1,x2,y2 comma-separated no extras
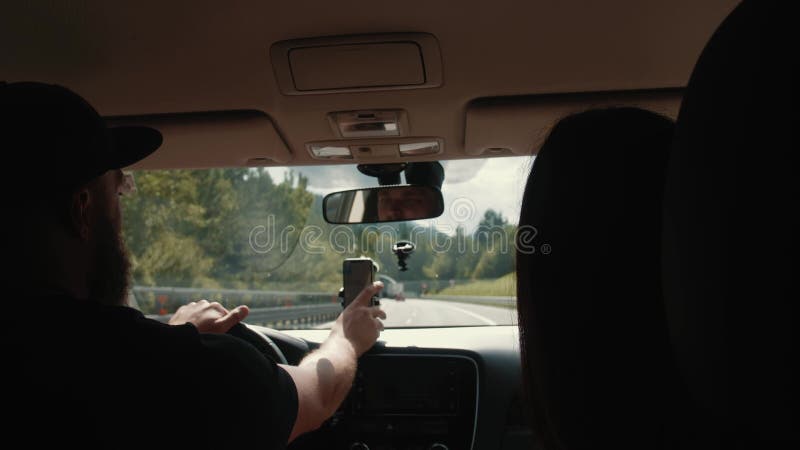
1,82,386,449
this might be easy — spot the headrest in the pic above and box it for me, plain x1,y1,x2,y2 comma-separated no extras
662,0,797,446
518,108,678,448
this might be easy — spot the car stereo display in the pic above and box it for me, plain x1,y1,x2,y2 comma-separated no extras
289,354,479,450
357,356,464,415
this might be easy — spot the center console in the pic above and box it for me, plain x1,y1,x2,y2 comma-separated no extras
290,353,479,450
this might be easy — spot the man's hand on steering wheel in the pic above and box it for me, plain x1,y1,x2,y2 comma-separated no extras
168,299,250,333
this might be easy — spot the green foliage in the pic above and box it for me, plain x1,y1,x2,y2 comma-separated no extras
122,168,516,299
122,168,315,290
123,170,212,286
420,220,515,283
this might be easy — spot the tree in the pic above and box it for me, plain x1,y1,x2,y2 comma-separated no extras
122,167,517,297
122,170,213,287
474,209,508,247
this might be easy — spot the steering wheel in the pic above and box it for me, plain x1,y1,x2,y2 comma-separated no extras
226,322,288,365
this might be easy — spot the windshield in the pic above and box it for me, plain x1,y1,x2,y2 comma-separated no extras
123,156,532,329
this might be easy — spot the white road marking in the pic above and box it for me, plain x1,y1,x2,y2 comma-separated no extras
436,303,497,326
406,307,418,325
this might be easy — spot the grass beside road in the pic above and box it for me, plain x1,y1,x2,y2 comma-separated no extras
433,272,516,297
423,273,517,309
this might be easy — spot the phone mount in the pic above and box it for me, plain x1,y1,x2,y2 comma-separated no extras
357,163,407,186
392,240,416,271
338,287,380,308
357,161,444,188
405,162,444,189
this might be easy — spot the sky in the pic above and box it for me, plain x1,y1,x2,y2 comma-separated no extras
266,155,534,233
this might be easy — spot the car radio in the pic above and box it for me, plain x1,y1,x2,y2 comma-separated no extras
290,354,479,450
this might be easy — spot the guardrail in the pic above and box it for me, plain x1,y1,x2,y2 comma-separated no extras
421,294,517,308
133,285,331,299
147,303,342,329
135,286,341,329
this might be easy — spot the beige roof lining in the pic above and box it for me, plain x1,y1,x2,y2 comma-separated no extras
1,1,737,170
106,88,683,170
465,88,683,156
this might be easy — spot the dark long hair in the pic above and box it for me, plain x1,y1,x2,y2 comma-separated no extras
516,108,676,449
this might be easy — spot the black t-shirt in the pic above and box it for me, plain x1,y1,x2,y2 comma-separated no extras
1,295,298,449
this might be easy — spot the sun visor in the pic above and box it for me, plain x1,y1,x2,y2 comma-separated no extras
464,90,683,156
106,110,292,169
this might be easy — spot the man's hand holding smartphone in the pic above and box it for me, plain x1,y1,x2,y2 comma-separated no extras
330,281,387,356
283,281,388,441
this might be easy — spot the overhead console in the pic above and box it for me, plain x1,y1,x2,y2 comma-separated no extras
271,33,447,164
270,33,443,95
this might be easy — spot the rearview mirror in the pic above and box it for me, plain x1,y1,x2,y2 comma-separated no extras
323,185,444,224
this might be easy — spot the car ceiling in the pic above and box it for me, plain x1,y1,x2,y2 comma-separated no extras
1,0,739,169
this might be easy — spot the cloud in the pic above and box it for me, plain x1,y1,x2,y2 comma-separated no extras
434,156,534,231
441,159,489,184
266,165,371,192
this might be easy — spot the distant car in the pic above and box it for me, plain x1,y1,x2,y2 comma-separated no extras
378,275,405,300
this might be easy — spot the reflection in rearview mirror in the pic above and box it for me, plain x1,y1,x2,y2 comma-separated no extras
323,185,444,224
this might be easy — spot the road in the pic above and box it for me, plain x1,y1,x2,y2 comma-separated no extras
321,298,517,328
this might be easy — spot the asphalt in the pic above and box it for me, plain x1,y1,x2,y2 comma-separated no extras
325,298,518,328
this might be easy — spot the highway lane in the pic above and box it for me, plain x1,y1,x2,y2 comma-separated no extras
319,298,517,328
380,298,517,327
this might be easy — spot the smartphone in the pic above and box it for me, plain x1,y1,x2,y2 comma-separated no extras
342,257,376,307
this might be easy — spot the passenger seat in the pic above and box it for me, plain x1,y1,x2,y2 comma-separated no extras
516,108,682,449
662,1,797,448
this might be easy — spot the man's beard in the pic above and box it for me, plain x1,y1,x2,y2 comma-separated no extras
88,216,131,306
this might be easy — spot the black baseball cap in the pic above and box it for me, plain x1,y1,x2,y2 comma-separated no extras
1,81,162,191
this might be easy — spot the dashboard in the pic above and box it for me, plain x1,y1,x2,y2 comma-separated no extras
253,325,535,450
